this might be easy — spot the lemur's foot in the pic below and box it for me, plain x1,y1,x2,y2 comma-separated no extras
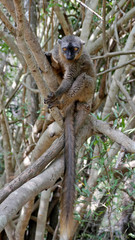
48,100,61,109
44,92,56,104
76,102,90,113
44,92,61,109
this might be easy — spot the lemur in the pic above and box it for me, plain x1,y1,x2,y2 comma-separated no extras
44,35,96,240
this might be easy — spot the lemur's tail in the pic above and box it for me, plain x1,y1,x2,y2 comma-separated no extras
60,103,75,240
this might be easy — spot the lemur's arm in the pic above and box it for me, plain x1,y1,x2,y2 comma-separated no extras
44,65,75,105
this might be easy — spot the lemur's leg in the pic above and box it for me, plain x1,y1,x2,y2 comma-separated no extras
45,73,95,109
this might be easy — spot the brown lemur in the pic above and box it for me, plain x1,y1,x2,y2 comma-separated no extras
44,35,96,240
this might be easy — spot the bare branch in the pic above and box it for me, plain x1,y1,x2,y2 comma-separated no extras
92,50,135,60
97,57,135,76
87,7,135,54
91,115,135,153
0,135,64,204
80,0,99,42
77,0,103,20
0,31,25,67
0,9,16,36
15,198,34,240
0,157,64,232
102,24,135,118
35,190,51,240
54,3,73,35
102,0,107,54
116,79,135,113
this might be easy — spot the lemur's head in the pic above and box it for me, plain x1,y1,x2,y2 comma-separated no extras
58,35,85,61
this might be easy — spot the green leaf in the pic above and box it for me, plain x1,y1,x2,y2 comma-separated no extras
128,233,135,238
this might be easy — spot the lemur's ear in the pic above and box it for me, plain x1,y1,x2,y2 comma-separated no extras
58,39,62,45
81,40,85,45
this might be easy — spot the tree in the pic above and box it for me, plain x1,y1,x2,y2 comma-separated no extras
0,0,135,239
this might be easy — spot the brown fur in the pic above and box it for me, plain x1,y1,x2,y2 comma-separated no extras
44,35,96,240
60,103,75,240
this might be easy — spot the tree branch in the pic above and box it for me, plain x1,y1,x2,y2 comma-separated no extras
0,157,64,232
77,0,103,20
0,9,16,36
0,135,64,204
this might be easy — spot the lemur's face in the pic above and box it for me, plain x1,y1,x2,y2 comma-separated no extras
61,43,80,60
58,35,85,61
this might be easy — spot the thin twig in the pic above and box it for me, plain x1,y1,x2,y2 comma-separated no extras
3,108,21,172
0,9,16,36
92,50,135,60
76,0,103,20
102,0,107,53
21,81,39,93
114,13,121,51
120,188,135,202
116,79,135,113
97,57,135,76
4,73,30,109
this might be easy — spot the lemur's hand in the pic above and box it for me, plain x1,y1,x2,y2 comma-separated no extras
44,92,55,104
44,92,60,108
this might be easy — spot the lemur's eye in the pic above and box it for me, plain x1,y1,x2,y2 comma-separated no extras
74,47,78,51
63,48,67,51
